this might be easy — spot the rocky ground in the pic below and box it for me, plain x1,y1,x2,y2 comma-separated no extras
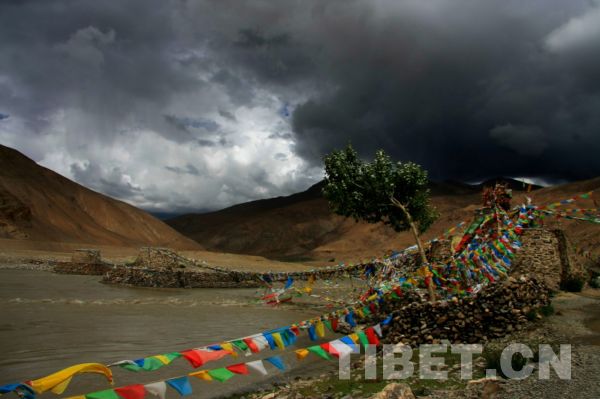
225,289,600,399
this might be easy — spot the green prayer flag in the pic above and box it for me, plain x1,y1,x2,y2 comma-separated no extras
232,340,249,352
142,357,165,371
120,363,143,372
323,319,333,331
208,367,236,382
307,345,331,360
86,389,119,399
362,306,371,315
357,331,370,348
164,352,182,363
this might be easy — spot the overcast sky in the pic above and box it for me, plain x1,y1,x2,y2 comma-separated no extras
1,0,599,212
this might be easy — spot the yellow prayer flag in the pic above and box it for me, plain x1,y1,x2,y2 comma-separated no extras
349,333,359,343
189,370,213,381
295,348,310,361
154,355,171,365
220,342,238,357
50,377,72,395
272,332,285,349
315,321,325,338
29,363,112,394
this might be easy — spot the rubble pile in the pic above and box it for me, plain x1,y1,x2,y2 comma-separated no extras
54,248,111,275
382,276,551,345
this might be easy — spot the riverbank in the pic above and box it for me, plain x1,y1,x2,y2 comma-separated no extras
0,238,317,272
0,268,340,398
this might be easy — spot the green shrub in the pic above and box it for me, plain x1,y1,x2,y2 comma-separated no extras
483,347,528,379
539,304,555,317
412,387,431,396
525,309,538,321
560,275,585,292
590,277,600,289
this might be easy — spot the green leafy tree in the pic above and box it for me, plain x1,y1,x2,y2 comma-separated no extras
323,145,438,297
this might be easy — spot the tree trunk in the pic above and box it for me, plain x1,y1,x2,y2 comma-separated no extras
391,197,436,301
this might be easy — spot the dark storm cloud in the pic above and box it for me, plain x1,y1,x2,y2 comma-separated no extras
2,0,600,211
285,0,600,182
218,109,237,122
165,164,201,176
274,153,288,161
235,29,291,49
164,114,220,133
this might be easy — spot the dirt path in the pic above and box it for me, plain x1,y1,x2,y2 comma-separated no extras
497,292,600,399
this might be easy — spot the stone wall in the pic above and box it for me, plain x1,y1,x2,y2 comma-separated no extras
54,248,110,275
102,266,261,288
510,228,584,290
71,249,102,264
132,247,192,269
382,276,550,345
396,228,583,290
54,262,112,275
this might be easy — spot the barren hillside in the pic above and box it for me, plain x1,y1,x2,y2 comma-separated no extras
0,145,201,250
169,178,596,263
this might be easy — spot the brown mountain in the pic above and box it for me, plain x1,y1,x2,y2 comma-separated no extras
168,177,585,264
0,145,200,250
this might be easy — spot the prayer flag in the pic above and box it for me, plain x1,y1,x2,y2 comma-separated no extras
86,390,119,399
208,368,235,382
226,363,249,375
246,360,268,376
189,370,212,382
144,382,166,399
265,356,286,370
166,377,192,396
114,385,145,399
295,348,310,361
307,345,332,360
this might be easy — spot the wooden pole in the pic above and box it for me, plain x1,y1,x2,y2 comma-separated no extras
391,197,436,301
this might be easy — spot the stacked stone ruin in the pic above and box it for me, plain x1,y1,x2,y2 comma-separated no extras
103,247,263,288
54,248,111,275
381,276,551,345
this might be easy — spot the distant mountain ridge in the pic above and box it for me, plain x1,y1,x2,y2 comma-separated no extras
0,145,201,249
166,176,547,262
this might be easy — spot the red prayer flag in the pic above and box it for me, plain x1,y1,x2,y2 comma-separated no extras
181,349,231,368
115,384,145,399
226,363,249,375
320,342,339,358
369,303,377,314
331,318,338,332
365,327,380,346
243,338,260,353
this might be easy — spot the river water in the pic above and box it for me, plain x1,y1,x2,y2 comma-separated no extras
0,269,350,398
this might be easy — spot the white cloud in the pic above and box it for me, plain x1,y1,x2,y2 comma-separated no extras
0,90,321,212
546,3,600,53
